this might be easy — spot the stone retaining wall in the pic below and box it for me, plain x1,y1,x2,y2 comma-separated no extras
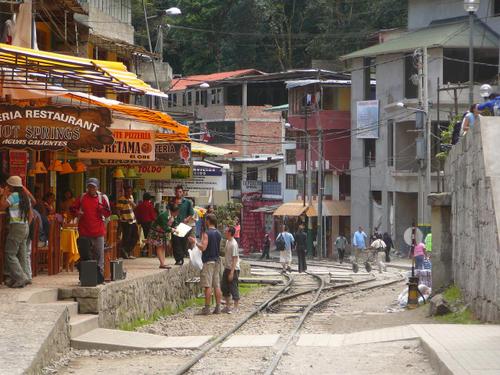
60,260,251,329
444,118,500,322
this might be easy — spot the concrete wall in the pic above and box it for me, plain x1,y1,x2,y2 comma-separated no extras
444,117,500,322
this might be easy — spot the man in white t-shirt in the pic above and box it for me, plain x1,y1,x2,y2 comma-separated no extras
221,226,240,314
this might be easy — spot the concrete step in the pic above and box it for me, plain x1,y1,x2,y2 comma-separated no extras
70,314,99,339
71,328,212,351
16,288,58,304
41,301,79,317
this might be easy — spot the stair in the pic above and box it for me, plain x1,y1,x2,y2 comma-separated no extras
17,288,59,304
35,300,79,317
70,314,99,339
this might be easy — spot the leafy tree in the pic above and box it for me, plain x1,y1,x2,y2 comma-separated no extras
214,202,242,229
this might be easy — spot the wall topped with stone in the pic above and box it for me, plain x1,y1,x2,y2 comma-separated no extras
444,116,500,322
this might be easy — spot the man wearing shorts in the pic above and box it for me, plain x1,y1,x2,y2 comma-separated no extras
189,214,222,315
221,226,240,314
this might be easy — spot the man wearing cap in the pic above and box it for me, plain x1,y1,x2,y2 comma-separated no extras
116,185,138,259
71,178,111,273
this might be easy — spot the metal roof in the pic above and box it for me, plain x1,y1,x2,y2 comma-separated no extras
342,17,499,60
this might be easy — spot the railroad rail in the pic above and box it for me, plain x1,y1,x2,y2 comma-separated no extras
173,263,404,375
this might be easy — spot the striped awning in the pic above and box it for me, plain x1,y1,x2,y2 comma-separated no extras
0,43,166,97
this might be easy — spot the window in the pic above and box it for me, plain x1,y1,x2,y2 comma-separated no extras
404,55,418,99
187,92,192,106
201,91,208,107
211,89,216,104
205,121,236,144
387,120,394,166
495,0,500,15
363,57,376,100
339,173,350,199
286,174,297,189
247,167,258,181
444,48,498,84
195,91,200,105
267,168,279,182
364,139,376,167
182,93,186,107
226,85,242,105
286,149,296,165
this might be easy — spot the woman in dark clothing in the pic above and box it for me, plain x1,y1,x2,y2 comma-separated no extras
382,232,394,263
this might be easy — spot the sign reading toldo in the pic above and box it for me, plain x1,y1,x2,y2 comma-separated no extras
128,165,171,180
0,105,113,151
78,129,155,161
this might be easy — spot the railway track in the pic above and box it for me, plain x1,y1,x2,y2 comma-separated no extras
173,263,404,375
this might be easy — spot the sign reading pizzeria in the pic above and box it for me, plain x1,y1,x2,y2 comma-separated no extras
155,142,191,165
78,129,155,161
0,105,113,151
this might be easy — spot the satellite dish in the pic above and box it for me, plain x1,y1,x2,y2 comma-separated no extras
403,227,423,246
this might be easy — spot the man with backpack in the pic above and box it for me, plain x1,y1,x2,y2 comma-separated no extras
71,178,111,274
276,224,294,273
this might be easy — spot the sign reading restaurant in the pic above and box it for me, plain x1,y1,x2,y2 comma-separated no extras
78,129,155,161
0,105,113,150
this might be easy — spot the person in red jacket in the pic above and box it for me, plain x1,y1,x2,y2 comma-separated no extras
135,192,157,256
70,178,111,273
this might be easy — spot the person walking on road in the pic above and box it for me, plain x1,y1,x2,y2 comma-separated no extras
116,185,138,259
135,192,157,256
71,178,111,274
382,232,394,263
370,237,387,273
276,225,294,273
352,226,367,261
260,233,271,259
172,185,194,265
189,214,222,315
335,234,348,264
0,176,35,288
413,241,427,270
295,224,307,273
221,226,240,314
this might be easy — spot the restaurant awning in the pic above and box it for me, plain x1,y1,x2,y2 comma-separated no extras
0,43,166,97
65,92,189,140
305,200,351,217
273,200,351,217
191,142,237,156
273,202,308,216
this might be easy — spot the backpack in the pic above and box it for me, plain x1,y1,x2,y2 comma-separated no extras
275,233,286,251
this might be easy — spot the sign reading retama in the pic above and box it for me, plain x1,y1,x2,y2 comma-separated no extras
78,129,155,161
0,105,113,150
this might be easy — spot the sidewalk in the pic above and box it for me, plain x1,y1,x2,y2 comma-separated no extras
297,324,500,374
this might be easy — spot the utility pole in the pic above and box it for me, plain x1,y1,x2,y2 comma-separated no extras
302,108,308,207
368,151,373,236
317,127,323,259
423,47,431,225
468,11,474,107
416,48,425,225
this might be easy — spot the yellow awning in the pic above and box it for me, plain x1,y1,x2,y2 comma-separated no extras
306,200,351,217
65,92,189,140
0,43,166,97
191,142,237,156
273,202,308,216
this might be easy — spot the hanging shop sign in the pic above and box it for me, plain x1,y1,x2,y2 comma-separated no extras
356,100,379,139
193,164,222,177
0,105,113,151
78,129,155,161
155,142,191,165
128,165,171,180
9,150,27,185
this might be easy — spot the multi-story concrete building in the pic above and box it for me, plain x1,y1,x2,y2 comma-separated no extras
343,0,500,250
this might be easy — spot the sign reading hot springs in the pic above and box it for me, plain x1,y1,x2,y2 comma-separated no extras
0,105,113,151
78,129,155,161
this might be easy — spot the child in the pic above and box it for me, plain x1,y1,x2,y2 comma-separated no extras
221,226,240,313
261,233,270,259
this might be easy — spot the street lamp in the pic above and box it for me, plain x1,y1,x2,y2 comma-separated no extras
142,2,182,110
465,0,480,107
480,84,492,100
199,82,210,88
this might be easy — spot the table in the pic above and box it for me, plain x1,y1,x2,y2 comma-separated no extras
60,227,79,272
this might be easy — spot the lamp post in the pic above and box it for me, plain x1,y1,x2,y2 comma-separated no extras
465,0,480,107
142,4,182,110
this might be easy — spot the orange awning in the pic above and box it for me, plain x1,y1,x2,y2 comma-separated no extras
65,92,189,140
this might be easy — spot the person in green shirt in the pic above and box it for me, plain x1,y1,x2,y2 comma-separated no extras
147,204,179,269
172,185,194,265
425,233,432,253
